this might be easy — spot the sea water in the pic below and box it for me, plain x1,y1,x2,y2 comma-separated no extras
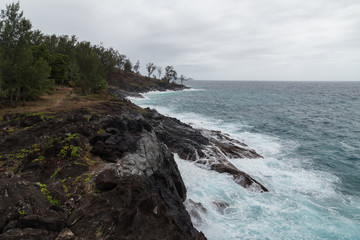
132,81,360,240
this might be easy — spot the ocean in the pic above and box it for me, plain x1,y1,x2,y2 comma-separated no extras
132,81,360,240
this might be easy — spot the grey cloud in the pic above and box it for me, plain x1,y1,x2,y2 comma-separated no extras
1,0,359,80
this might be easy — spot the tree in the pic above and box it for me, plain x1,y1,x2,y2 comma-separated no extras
0,2,33,103
31,44,52,63
20,56,52,103
94,45,117,77
157,66,162,80
29,29,44,45
146,62,156,78
115,52,127,70
165,65,177,83
51,53,70,85
124,59,132,72
133,60,140,74
75,41,107,94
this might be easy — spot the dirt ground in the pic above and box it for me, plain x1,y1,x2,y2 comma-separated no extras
0,87,111,117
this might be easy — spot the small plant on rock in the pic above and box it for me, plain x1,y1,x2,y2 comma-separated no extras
36,182,60,205
18,210,27,216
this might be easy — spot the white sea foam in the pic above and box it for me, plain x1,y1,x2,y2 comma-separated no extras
176,152,360,240
134,91,360,240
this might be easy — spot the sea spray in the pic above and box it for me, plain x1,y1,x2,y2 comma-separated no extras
133,81,360,239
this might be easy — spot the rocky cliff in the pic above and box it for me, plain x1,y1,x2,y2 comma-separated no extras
0,97,267,239
0,101,206,240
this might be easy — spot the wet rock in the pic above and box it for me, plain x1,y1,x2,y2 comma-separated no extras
143,108,268,192
211,161,268,192
204,129,262,159
212,201,230,214
188,199,207,213
143,110,209,160
186,199,207,225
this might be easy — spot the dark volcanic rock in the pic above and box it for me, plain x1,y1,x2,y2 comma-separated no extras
143,108,268,192
69,176,195,240
89,117,152,162
95,169,119,191
143,109,209,160
90,140,117,162
210,161,268,192
193,232,207,240
0,228,57,240
203,129,262,159
18,215,65,231
0,102,206,240
73,115,199,239
0,175,66,239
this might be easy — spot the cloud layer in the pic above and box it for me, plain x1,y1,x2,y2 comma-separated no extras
2,0,360,80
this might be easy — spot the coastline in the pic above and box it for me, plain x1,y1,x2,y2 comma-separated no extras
0,82,267,239
0,99,207,240
125,86,268,191
137,81,360,239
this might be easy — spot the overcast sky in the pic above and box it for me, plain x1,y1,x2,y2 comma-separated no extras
2,0,360,81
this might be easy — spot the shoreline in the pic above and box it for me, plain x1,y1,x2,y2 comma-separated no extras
0,83,267,239
131,92,268,192
0,99,208,240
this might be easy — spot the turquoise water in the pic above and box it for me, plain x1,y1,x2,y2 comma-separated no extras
132,81,360,240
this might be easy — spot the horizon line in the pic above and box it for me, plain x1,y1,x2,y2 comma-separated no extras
190,79,360,82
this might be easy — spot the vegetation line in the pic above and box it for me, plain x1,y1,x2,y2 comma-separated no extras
0,2,187,107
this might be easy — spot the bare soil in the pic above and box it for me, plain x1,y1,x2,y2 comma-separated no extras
0,87,112,117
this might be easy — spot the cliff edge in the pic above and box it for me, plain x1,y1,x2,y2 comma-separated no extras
0,101,206,240
0,73,268,239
